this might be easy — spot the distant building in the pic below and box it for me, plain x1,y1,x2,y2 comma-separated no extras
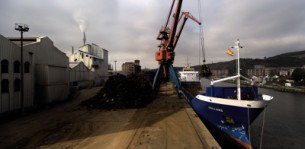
122,60,141,74
69,43,108,85
1,35,70,115
247,65,296,77
211,69,229,78
247,65,265,77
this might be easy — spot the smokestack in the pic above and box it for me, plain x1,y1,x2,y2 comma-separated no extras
72,46,74,54
83,32,86,46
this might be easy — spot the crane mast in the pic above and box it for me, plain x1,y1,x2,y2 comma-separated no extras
153,0,201,91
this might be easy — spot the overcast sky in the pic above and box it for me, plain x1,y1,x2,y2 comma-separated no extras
1,0,305,70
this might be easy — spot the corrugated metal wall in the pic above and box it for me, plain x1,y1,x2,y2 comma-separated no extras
25,37,69,104
69,62,93,88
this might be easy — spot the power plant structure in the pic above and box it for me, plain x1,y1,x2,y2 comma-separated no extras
69,32,109,86
83,32,86,46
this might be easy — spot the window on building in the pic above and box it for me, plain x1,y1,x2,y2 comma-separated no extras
14,79,21,91
14,61,20,73
24,62,30,73
1,59,9,73
1,79,9,93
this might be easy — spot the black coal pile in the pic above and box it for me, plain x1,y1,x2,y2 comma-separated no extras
81,73,154,109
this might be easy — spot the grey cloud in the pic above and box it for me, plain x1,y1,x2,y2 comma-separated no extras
1,0,305,69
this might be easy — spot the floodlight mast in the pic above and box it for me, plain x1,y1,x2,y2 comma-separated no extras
15,23,29,115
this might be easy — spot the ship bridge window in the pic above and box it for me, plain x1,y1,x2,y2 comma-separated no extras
1,59,9,73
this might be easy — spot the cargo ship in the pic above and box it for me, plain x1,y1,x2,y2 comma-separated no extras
178,63,200,83
178,63,201,95
186,40,273,148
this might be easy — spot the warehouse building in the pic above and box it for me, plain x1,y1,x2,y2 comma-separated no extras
1,34,70,115
0,34,34,114
20,36,69,104
69,61,93,89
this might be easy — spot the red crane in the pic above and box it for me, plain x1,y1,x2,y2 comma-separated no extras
153,0,201,91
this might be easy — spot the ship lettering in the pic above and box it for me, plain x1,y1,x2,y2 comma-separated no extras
208,106,223,112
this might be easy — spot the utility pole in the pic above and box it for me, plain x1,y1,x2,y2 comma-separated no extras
114,60,117,73
15,23,29,115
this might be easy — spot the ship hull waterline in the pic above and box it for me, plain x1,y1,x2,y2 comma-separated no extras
190,94,272,148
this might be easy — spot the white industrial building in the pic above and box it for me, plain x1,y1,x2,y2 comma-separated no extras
1,34,69,114
0,34,34,114
69,43,108,85
69,61,93,89
20,36,69,104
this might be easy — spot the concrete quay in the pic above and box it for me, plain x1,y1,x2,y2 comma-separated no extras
0,83,220,149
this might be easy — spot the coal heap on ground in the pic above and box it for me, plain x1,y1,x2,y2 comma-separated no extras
81,74,154,109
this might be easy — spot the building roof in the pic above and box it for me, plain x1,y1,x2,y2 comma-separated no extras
7,36,46,46
69,61,90,71
69,62,81,69
76,50,103,60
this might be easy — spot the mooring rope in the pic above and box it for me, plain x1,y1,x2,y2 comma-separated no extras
248,107,252,149
259,108,267,149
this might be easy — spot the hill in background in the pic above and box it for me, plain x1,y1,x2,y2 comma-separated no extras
189,50,305,76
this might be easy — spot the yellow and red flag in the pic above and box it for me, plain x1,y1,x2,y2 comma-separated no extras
226,49,234,56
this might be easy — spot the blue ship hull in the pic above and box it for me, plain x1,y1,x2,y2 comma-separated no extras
191,97,263,148
182,86,273,148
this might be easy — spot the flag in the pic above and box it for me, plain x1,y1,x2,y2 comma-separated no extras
227,49,234,56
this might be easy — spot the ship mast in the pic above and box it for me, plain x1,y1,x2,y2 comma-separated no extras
235,39,241,100
210,39,246,100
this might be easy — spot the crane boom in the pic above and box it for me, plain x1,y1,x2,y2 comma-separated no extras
153,0,201,91
173,12,201,50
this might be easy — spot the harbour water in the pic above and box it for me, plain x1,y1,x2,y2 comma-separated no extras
200,80,305,149
251,88,305,149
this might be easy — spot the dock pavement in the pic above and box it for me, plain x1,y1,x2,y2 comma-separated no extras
0,83,220,149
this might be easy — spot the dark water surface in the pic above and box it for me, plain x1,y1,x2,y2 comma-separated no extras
251,88,305,149
201,80,305,149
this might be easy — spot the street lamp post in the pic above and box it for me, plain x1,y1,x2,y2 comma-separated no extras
15,23,29,114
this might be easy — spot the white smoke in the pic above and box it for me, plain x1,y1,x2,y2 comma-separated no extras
73,9,88,32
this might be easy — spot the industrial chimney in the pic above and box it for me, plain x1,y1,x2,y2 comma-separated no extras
83,32,86,46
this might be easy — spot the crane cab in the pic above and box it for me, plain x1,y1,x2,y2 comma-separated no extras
155,50,175,63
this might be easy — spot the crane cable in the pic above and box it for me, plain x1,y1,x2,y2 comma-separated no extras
197,0,212,78
197,0,205,65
